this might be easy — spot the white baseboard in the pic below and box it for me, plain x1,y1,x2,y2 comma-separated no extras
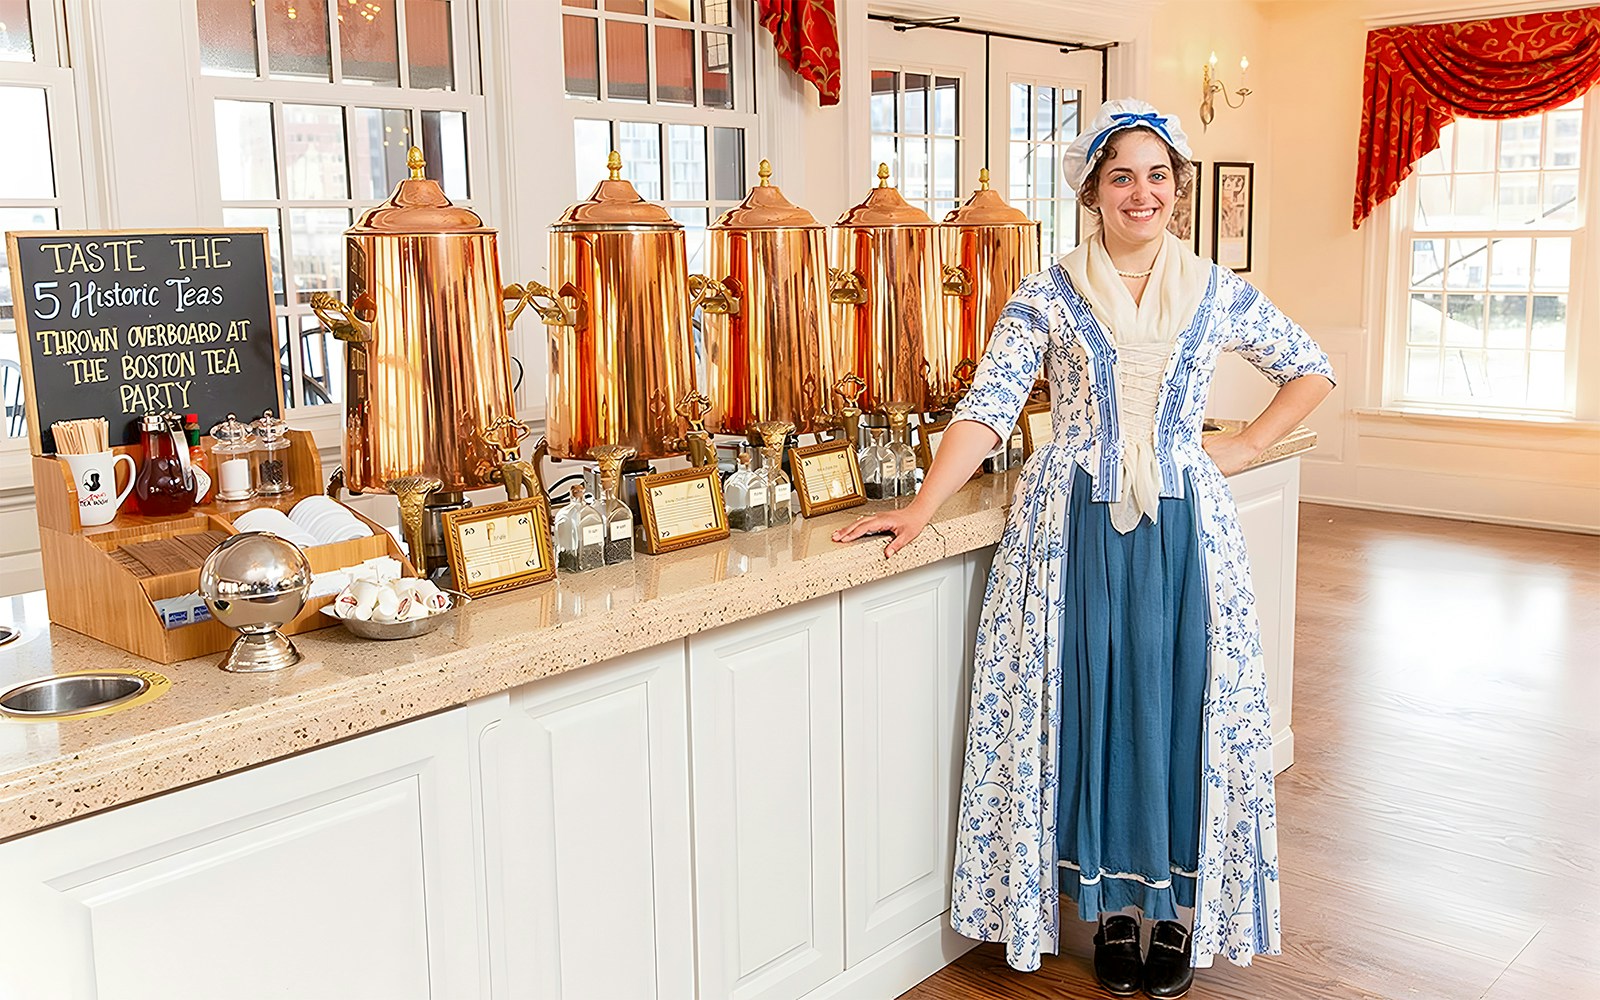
1299,494,1600,536
1273,726,1295,775
799,913,978,1000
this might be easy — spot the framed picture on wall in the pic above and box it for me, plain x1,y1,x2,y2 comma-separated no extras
1212,161,1254,272
1168,160,1202,253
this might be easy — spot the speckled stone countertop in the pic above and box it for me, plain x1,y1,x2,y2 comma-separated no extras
0,426,1314,842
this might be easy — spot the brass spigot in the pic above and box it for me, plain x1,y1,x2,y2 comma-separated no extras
589,444,636,498
830,373,867,448
751,420,795,472
675,390,716,468
387,475,443,575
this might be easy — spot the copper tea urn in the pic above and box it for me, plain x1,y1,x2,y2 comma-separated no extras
311,147,526,496
529,153,703,461
701,160,836,437
830,164,948,414
941,169,1040,400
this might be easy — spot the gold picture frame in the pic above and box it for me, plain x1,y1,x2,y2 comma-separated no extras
1019,401,1054,458
636,465,730,554
442,498,556,598
789,438,867,518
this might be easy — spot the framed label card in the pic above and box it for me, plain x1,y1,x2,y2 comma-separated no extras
637,465,729,554
789,438,867,518
442,498,556,598
1020,401,1054,458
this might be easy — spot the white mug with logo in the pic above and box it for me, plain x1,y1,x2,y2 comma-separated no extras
64,451,137,527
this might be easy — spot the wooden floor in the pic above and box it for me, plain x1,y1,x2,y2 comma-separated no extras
901,504,1600,1000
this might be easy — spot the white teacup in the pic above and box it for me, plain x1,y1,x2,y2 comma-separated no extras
64,451,136,527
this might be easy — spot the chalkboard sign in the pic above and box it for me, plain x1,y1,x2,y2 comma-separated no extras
6,229,284,454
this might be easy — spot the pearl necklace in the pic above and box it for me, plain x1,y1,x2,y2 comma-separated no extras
1116,265,1155,279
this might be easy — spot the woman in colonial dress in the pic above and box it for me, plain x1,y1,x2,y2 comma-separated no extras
834,100,1335,997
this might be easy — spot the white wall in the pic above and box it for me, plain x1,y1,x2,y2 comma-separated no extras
1254,0,1600,532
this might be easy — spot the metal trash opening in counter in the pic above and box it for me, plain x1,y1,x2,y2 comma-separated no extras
0,669,172,722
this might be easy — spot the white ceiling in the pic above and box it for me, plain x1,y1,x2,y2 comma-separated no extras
863,0,1161,46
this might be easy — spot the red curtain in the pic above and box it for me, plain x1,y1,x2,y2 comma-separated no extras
756,0,841,107
1353,7,1600,229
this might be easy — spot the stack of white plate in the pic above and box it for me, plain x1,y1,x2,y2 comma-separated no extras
232,498,373,548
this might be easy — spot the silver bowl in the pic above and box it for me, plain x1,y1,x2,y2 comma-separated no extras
320,590,470,641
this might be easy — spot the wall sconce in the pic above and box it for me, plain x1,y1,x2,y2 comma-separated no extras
1200,51,1252,130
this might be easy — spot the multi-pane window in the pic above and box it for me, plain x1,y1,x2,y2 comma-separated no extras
1,0,83,443
869,69,961,218
196,0,481,412
1398,97,1587,414
562,1,753,277
1008,80,1081,257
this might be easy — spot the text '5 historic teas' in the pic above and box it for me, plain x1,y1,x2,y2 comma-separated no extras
5,229,281,454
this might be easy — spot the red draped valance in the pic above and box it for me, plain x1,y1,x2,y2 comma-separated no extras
1353,7,1600,229
756,0,841,107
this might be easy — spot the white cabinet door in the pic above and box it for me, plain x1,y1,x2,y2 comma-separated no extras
480,642,695,1000
690,596,845,1000
839,559,967,966
1227,457,1302,772
0,708,482,1000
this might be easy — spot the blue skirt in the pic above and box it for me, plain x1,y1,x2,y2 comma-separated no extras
1056,463,1207,922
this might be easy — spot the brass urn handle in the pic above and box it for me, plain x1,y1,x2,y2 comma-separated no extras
951,357,979,396
310,292,373,344
941,264,973,297
688,274,741,316
513,280,580,327
828,268,867,305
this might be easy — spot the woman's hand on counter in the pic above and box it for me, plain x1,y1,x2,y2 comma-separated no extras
1202,430,1261,477
832,505,933,558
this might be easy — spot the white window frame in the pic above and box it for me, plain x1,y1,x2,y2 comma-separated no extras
866,63,965,219
560,2,759,220
1376,97,1598,421
186,0,491,433
1001,73,1088,256
1,0,91,470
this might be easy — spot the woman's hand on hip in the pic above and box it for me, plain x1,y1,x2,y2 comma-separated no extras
832,506,932,558
1202,430,1260,477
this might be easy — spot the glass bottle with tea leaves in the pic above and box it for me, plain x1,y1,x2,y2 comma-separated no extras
724,447,769,531
752,421,795,526
556,483,605,573
590,444,636,564
885,403,919,497
857,427,897,500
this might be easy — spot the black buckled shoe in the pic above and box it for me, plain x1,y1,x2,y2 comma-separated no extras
1092,914,1143,997
1142,920,1195,999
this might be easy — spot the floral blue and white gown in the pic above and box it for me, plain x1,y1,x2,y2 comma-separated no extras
947,260,1334,970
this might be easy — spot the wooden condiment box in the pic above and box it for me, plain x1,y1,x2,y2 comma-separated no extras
32,429,414,664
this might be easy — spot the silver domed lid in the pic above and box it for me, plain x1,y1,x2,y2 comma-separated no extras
199,532,312,603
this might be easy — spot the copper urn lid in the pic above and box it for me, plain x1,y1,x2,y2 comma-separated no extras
943,169,1033,226
836,164,936,228
351,149,491,234
555,152,680,231
712,160,823,230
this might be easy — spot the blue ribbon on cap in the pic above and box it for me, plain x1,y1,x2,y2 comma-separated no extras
1084,111,1178,160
